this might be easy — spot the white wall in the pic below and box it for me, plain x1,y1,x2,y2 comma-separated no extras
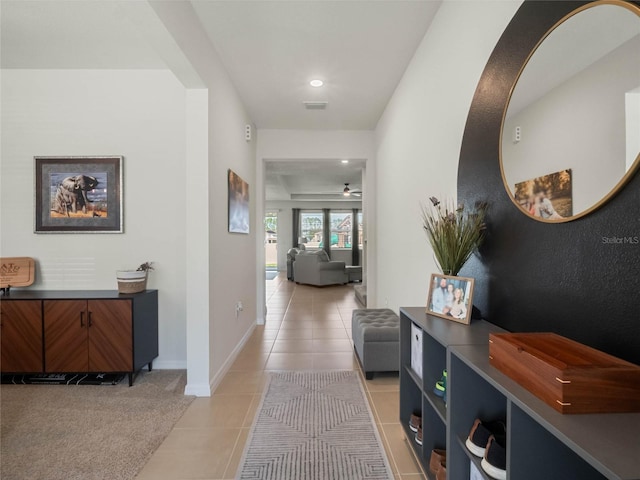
148,2,257,395
0,69,188,368
258,130,376,160
374,1,522,312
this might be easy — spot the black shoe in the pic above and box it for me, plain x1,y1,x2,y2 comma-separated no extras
465,418,506,458
481,434,506,480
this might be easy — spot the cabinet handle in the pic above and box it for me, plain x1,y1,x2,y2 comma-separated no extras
88,311,93,327
80,311,85,327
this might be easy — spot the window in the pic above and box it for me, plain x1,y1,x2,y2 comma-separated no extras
300,211,323,250
297,209,363,264
264,212,277,243
330,211,352,249
264,211,278,269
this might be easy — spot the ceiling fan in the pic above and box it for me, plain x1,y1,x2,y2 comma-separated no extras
342,183,362,197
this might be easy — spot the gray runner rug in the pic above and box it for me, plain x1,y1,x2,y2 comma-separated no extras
236,370,394,480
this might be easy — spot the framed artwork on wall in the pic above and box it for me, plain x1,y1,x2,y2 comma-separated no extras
34,156,123,233
426,273,475,325
228,169,250,234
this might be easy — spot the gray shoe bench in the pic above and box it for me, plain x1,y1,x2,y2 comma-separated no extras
351,308,400,379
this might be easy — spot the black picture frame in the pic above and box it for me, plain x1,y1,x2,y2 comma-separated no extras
34,156,123,233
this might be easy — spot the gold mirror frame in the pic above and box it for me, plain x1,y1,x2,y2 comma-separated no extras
499,0,640,223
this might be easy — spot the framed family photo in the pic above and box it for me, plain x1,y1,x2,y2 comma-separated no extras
426,273,475,325
34,156,123,233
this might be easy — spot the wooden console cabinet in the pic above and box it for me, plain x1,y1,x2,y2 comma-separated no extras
1,290,158,385
0,300,43,372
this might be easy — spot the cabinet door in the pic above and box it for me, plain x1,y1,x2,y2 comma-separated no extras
0,300,44,372
88,299,132,372
44,300,88,372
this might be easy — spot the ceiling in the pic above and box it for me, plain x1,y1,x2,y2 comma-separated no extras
0,0,441,200
189,1,440,130
0,0,440,130
0,1,167,69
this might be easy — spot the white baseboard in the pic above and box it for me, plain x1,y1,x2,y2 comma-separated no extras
184,383,212,397
208,323,257,394
151,360,188,370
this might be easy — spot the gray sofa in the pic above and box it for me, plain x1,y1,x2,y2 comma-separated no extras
286,247,305,280
293,250,348,286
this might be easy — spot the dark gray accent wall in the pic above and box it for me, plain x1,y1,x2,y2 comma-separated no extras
457,0,640,365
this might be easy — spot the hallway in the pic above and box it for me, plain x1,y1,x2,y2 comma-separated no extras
136,274,425,479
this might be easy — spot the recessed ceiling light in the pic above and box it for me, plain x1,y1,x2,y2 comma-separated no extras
341,159,349,164
310,79,324,87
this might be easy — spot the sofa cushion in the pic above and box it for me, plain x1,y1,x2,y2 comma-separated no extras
312,250,330,262
319,261,345,271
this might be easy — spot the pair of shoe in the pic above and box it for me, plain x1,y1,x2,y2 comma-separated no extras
465,418,507,480
429,449,446,480
433,369,447,404
409,411,422,445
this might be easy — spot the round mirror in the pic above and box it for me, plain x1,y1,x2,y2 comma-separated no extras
500,0,640,222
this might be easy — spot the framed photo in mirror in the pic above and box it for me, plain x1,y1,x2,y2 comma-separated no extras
514,169,573,220
426,273,475,325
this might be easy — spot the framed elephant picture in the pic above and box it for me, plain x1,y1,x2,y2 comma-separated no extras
34,156,123,233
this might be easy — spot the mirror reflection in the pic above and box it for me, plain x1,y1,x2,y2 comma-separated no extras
501,1,640,222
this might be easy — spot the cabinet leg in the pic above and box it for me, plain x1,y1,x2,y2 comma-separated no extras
365,371,374,380
148,361,153,371
128,372,133,387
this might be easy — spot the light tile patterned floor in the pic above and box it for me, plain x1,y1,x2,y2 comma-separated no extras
136,273,425,480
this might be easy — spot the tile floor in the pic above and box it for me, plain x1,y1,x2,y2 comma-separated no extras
136,273,425,480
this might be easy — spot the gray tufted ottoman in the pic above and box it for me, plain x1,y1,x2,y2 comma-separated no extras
351,308,399,379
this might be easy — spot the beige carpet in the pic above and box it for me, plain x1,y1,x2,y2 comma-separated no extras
1,369,194,480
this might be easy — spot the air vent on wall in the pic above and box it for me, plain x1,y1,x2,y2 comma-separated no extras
303,101,328,110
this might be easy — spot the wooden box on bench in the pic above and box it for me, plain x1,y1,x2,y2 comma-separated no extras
488,332,640,414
